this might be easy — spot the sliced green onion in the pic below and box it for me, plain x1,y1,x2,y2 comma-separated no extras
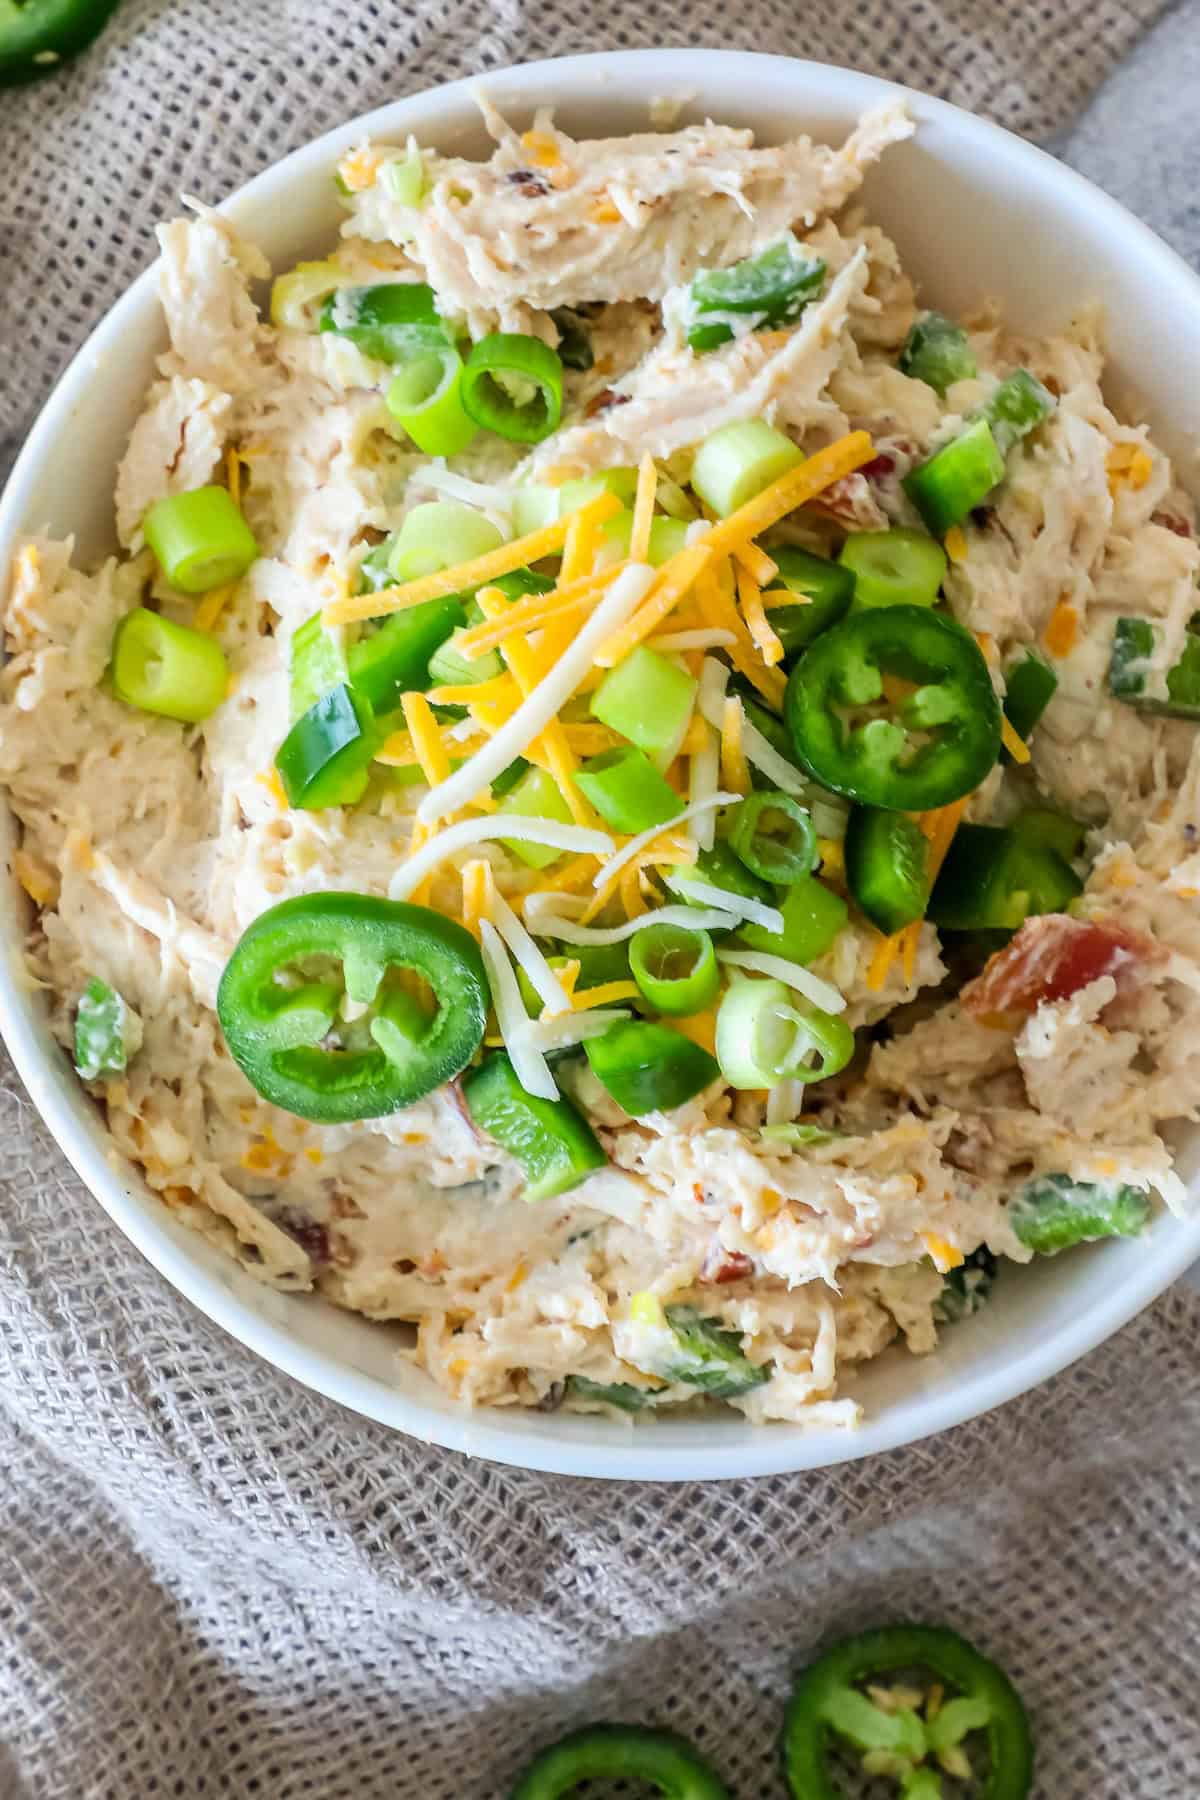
74,977,142,1081
143,486,259,595
898,312,977,395
386,343,477,457
357,538,398,593
557,468,639,514
388,503,506,583
729,790,818,885
758,1121,840,1146
1009,1174,1150,1255
590,646,698,768
290,612,349,720
269,260,345,331
982,368,1055,456
499,766,575,868
111,608,229,723
629,922,719,1016
690,419,803,518
274,683,375,809
319,282,439,362
347,596,467,712
574,746,682,834
584,1019,719,1115
461,333,564,443
715,977,854,1089
903,417,1006,537
426,628,503,688
737,875,848,963
764,546,856,656
659,1305,768,1397
840,528,947,611
599,511,692,568
382,142,426,207
510,485,561,536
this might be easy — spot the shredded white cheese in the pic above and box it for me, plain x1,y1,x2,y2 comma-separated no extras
717,947,845,1014
663,875,783,934
525,903,741,946
416,563,656,823
389,818,613,902
478,919,557,1100
589,791,738,892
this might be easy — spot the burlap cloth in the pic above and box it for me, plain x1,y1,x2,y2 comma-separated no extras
2,4,1199,1794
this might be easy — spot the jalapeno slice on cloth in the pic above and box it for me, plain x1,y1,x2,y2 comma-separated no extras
784,607,1001,811
510,1721,730,1799
217,893,488,1122
781,1624,1034,1800
0,0,122,84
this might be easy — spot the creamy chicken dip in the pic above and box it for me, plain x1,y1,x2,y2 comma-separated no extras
4,96,1199,1430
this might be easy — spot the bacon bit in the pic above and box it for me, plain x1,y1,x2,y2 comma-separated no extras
962,914,1167,1020
858,451,897,482
586,388,631,418
1043,599,1079,658
275,1208,330,1264
1152,509,1194,539
700,1243,754,1284
811,471,885,530
506,168,550,196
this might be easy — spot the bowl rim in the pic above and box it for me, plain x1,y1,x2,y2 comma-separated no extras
3,47,1200,1483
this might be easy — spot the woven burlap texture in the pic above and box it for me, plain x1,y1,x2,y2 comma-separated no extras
2,2,1197,1795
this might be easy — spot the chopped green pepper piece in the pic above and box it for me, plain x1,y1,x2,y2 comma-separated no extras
781,1624,1034,1800
929,824,1082,931
510,1722,730,1799
933,1246,997,1322
898,312,978,396
1002,652,1057,751
549,306,595,371
763,546,856,657
74,977,142,1080
566,1375,662,1413
498,766,576,869
845,807,930,934
660,1304,769,1397
1009,1173,1150,1255
1,0,123,85
785,607,1002,811
584,1021,719,1115
903,418,1006,537
274,683,376,810
318,282,439,362
574,746,682,833
687,236,826,351
1109,615,1200,719
347,596,468,712
462,1052,606,1202
217,894,488,1122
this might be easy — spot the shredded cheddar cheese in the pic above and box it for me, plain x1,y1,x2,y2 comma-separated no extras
737,564,784,667
943,525,968,563
1044,599,1079,658
720,696,751,796
324,492,621,625
401,692,453,797
1106,441,1154,495
1000,715,1031,764
630,453,658,563
461,859,496,940
256,768,288,810
923,1232,964,1273
594,543,714,666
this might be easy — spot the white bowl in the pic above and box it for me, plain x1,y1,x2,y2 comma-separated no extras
3,50,1200,1482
